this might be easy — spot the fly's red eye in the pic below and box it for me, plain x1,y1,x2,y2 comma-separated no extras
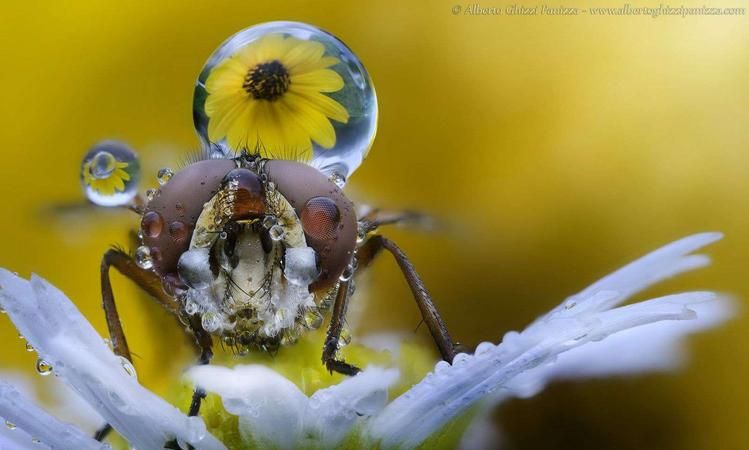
301,197,341,241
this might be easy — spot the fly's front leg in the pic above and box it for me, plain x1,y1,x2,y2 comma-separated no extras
96,248,188,442
186,315,213,417
322,278,361,376
357,235,458,363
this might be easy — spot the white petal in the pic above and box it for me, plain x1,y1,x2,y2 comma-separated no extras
0,270,227,450
0,381,107,450
187,365,399,449
188,365,308,450
367,233,732,449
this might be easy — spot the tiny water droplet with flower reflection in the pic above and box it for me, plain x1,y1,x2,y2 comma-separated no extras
157,168,174,185
35,358,53,376
80,141,140,207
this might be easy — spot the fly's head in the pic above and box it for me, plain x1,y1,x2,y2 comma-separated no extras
135,154,357,353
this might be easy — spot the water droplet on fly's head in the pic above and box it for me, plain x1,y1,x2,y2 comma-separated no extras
157,168,174,185
339,263,354,282
5,420,16,430
201,312,221,333
184,300,199,315
329,172,346,189
35,358,53,376
262,215,277,229
135,246,153,270
219,231,228,240
145,188,158,202
141,211,164,238
304,310,324,329
193,22,377,180
269,224,285,241
356,228,367,244
80,141,140,207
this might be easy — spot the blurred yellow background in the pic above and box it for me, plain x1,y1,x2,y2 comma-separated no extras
1,1,748,449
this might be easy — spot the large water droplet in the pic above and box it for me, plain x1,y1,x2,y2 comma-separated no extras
193,22,377,181
35,358,53,376
80,141,140,207
135,246,153,270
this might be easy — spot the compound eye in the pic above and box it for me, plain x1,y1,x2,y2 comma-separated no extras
300,197,341,241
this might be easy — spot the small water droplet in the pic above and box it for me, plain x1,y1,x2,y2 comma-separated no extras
201,312,221,333
135,246,153,270
184,300,199,315
475,342,494,355
35,358,53,376
5,420,16,430
219,231,228,240
356,228,367,244
31,437,41,444
145,188,157,202
564,300,577,310
141,211,164,238
119,356,137,379
339,327,352,347
269,224,285,241
262,215,277,229
329,172,346,189
169,221,189,242
339,263,354,282
25,342,34,352
157,168,174,185
304,310,323,329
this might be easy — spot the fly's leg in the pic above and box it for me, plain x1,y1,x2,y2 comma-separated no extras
321,278,361,376
186,314,213,416
96,248,207,443
358,208,434,235
356,235,457,363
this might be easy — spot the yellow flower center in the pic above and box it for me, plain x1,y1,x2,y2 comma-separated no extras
242,60,291,101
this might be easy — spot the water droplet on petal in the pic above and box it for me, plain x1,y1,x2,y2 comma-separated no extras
25,342,34,352
157,168,174,185
80,141,140,207
35,358,53,376
5,420,16,430
135,246,153,270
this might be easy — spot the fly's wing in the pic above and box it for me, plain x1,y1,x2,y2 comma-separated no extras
193,21,378,186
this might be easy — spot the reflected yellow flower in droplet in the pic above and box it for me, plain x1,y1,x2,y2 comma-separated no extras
81,152,131,196
204,34,350,157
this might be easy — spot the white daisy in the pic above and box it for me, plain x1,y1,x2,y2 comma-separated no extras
0,233,732,450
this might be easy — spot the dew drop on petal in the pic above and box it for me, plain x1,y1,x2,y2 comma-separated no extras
5,420,16,430
35,358,53,376
119,356,137,379
135,246,153,270
80,141,140,207
25,342,34,352
157,168,174,185
141,211,164,238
